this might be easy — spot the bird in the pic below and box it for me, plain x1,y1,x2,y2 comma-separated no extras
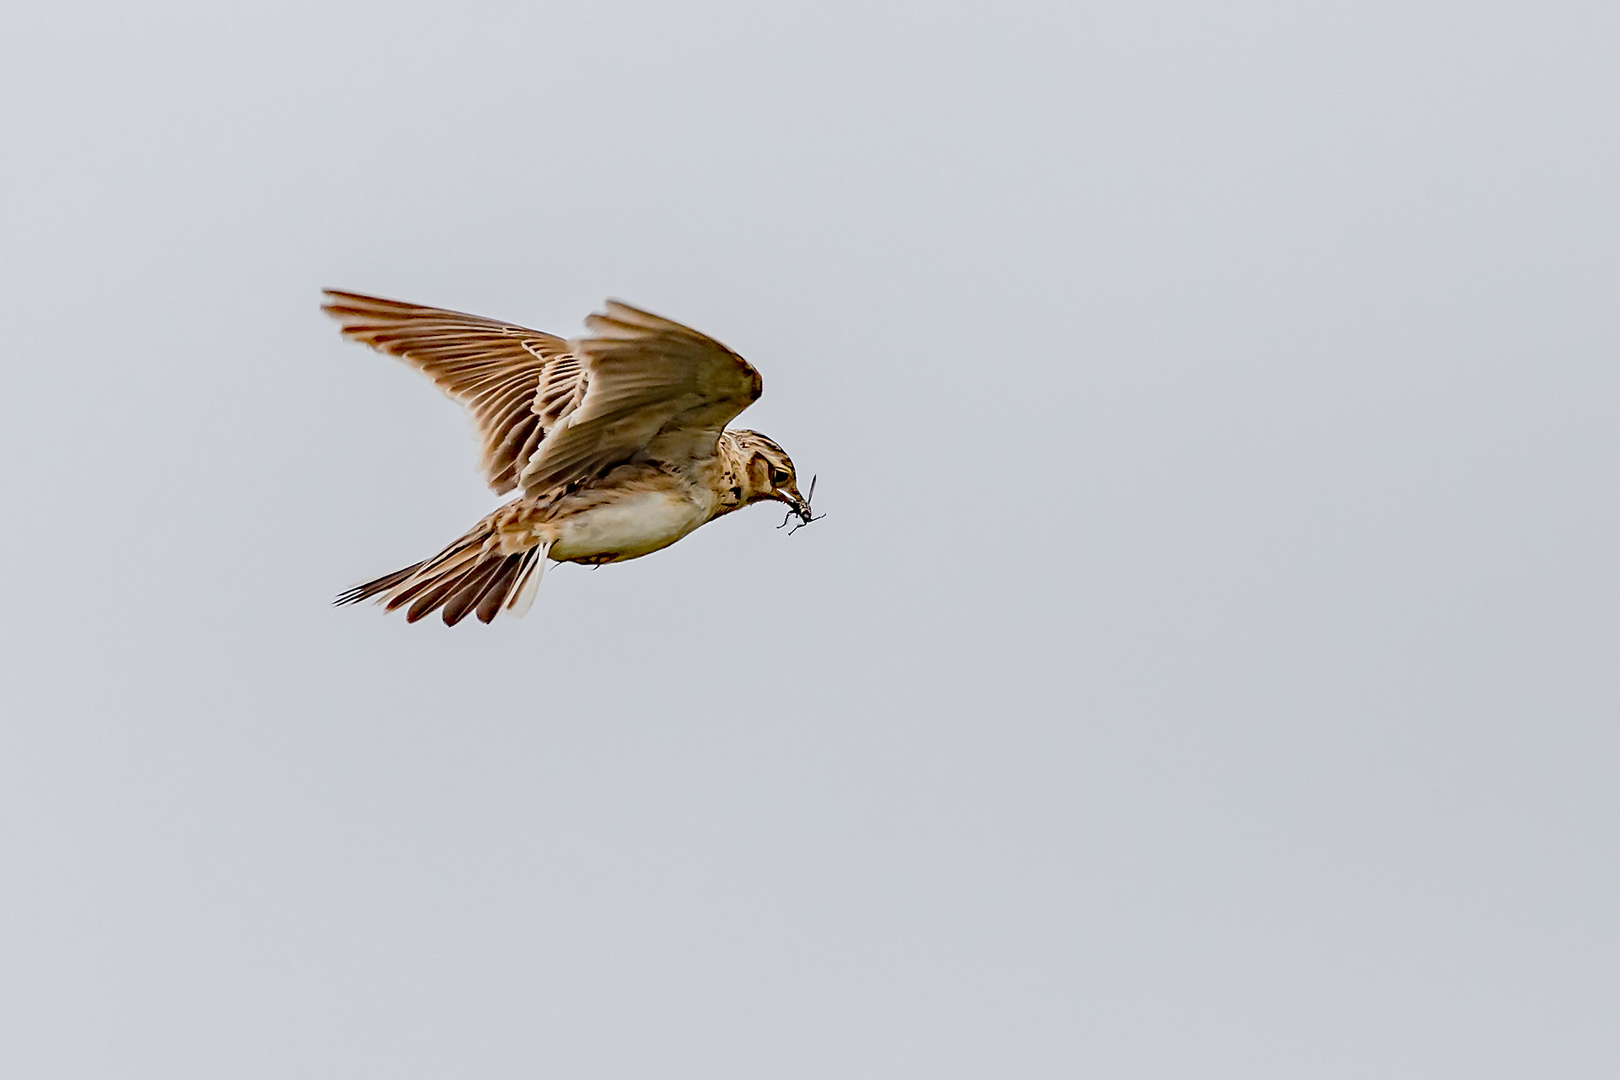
324,290,816,625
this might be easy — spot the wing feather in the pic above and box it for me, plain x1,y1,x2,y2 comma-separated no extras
322,290,584,494
324,291,762,500
517,301,763,495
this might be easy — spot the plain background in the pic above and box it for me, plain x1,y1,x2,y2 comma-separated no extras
2,1,1617,1076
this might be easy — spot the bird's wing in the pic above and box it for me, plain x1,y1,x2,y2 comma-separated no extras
516,300,762,496
322,290,589,494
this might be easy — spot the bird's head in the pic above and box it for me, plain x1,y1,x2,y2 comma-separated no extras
723,430,814,524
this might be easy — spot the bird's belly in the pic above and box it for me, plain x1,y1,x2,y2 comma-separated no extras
547,490,709,562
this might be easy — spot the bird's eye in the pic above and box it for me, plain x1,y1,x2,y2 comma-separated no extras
771,468,790,485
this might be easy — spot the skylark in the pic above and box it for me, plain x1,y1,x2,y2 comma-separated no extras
325,291,815,624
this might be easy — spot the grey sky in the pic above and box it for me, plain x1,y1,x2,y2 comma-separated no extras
3,1,1617,1076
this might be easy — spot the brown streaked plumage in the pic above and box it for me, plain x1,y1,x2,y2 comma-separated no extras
325,291,813,624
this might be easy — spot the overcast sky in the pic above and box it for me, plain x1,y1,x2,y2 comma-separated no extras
3,1,1617,1077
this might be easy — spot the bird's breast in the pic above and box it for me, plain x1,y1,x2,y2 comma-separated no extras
545,487,714,562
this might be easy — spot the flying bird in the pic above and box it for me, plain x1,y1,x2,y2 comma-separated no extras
325,291,815,624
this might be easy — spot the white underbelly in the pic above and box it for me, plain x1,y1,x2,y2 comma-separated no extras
547,490,710,561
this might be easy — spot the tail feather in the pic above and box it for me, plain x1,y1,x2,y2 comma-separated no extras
383,550,478,612
335,512,552,625
505,548,547,618
474,555,525,623
405,566,480,623
334,562,422,606
441,558,507,626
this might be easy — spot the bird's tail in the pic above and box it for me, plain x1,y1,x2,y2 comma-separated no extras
335,511,550,625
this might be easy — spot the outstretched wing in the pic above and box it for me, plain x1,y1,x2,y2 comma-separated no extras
322,290,589,494
516,300,763,496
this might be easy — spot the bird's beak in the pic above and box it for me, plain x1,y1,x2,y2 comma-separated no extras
777,484,813,524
